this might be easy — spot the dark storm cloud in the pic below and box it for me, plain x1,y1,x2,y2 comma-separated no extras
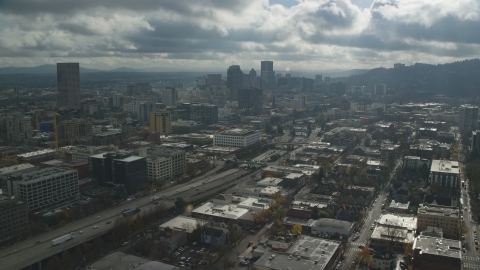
0,0,247,16
0,0,479,68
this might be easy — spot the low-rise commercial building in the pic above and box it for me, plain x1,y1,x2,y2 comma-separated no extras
146,156,172,182
310,218,354,239
371,250,396,270
412,235,461,270
213,128,261,148
370,214,417,251
253,236,341,270
171,120,205,134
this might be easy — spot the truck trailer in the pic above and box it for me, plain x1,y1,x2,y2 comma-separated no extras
51,234,74,246
122,208,141,217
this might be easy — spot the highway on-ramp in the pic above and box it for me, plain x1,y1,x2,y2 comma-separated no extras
0,168,250,270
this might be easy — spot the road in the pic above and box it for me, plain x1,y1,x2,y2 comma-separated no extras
0,167,255,270
460,166,480,269
342,161,400,270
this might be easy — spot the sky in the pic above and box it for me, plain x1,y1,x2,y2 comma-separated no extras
0,0,479,71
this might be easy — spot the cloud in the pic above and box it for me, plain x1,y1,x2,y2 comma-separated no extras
0,0,479,70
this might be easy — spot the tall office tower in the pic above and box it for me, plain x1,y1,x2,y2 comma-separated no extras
161,87,177,106
6,115,34,143
260,61,275,90
459,104,479,132
315,74,323,86
238,88,263,116
227,65,244,101
57,63,81,110
139,102,165,122
261,61,273,72
301,77,314,92
207,74,222,87
190,103,218,125
150,110,172,135
89,153,146,195
249,68,257,80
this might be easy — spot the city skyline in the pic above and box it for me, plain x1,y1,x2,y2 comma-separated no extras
0,0,479,70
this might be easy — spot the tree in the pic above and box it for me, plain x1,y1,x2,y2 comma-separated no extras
175,197,188,211
186,164,199,178
419,163,430,179
318,167,325,180
265,123,274,134
277,125,284,135
291,223,302,235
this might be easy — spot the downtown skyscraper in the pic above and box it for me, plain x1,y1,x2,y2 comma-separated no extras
260,60,276,90
57,63,81,110
227,65,244,101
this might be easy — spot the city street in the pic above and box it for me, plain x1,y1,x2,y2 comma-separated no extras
460,165,480,269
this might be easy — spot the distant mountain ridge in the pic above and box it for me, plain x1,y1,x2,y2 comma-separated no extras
0,64,103,74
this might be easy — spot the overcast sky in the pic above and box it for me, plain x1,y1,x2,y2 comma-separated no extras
0,0,479,71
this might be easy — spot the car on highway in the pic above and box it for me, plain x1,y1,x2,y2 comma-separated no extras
106,221,112,224
153,201,159,205
35,240,41,244
95,216,100,219
79,231,84,234
93,225,99,229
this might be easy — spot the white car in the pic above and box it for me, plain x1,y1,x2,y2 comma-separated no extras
95,216,100,219
79,231,84,234
93,226,99,229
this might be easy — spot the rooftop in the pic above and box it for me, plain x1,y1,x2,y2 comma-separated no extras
255,237,340,270
377,213,417,230
192,202,249,220
430,160,459,174
313,218,353,231
9,167,77,184
159,216,207,233
0,163,35,176
413,235,462,259
257,177,283,187
88,251,176,270
418,203,459,217
17,148,56,158
218,128,258,136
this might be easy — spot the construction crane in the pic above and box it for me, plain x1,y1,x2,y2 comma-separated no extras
53,111,61,149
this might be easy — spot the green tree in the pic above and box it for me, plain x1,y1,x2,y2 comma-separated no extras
185,164,199,178
291,223,302,235
419,163,430,179
175,197,187,211
265,123,274,134
277,125,284,135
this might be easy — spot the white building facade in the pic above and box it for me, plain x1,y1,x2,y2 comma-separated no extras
213,129,261,148
147,156,173,182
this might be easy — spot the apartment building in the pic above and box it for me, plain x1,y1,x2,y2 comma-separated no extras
144,147,186,176
6,167,78,210
6,115,34,144
417,204,460,239
412,235,461,270
57,118,93,144
150,110,172,135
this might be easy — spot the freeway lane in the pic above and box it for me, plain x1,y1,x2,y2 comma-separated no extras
0,168,247,270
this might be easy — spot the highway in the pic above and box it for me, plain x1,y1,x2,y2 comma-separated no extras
0,167,251,270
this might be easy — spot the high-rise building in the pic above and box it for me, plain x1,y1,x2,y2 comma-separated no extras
238,88,263,116
190,103,218,125
6,167,78,210
57,63,81,110
89,153,147,195
261,61,273,72
6,115,34,143
249,68,256,82
0,195,29,243
207,74,222,87
260,61,276,90
161,87,177,106
292,94,306,109
57,118,93,144
300,77,314,92
139,102,165,122
227,65,244,101
150,110,172,135
458,104,479,132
